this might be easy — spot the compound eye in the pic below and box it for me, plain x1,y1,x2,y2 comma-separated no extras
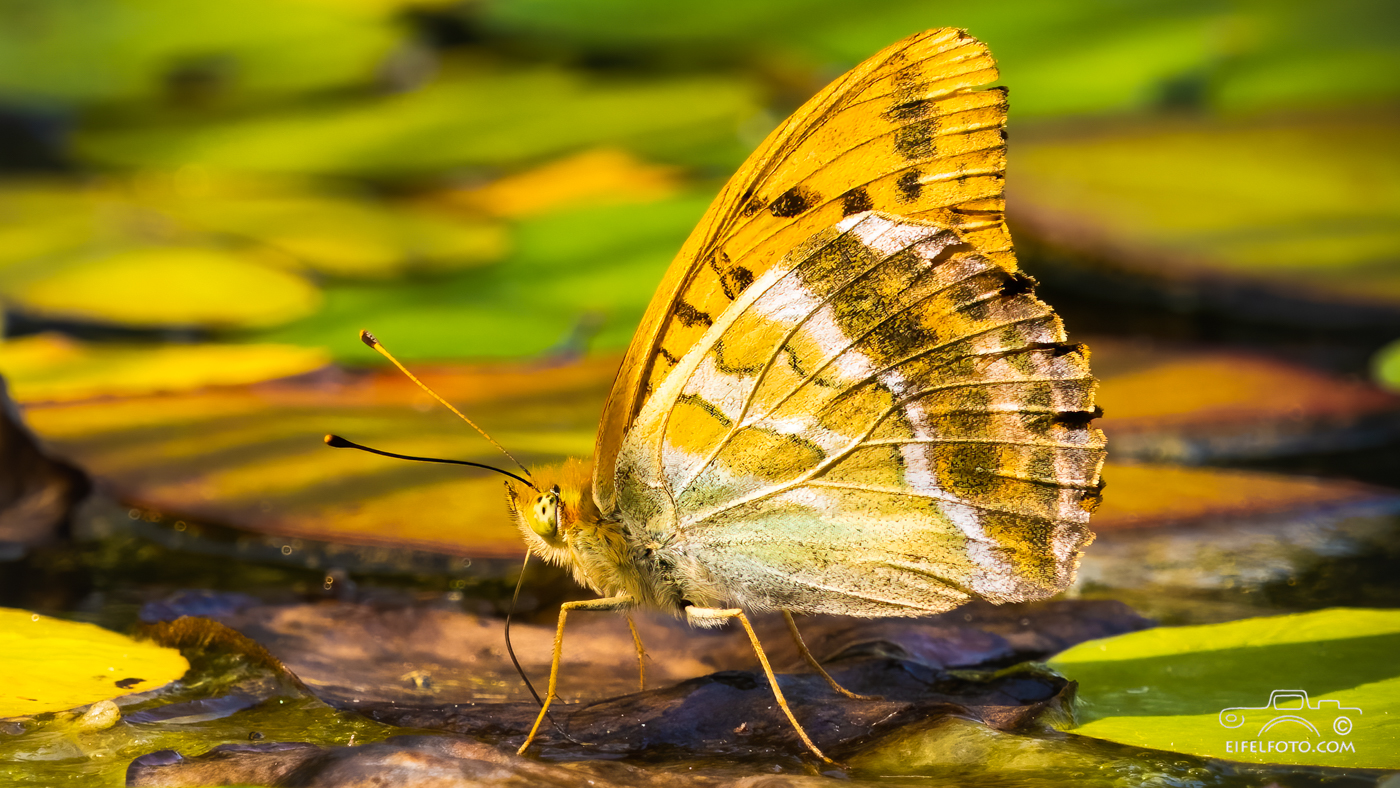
528,492,559,539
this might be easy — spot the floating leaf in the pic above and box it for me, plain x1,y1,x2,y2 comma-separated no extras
480,1,1400,117
0,334,330,403
1375,338,1400,393
0,608,189,719
1012,113,1400,324
1049,608,1400,768
1093,338,1400,463
0,178,508,284
254,192,711,361
75,68,760,176
5,246,321,330
22,344,1400,567
1092,463,1395,532
442,147,682,218
170,193,510,279
21,358,617,558
0,0,403,108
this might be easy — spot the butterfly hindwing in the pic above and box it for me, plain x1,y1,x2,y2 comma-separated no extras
616,212,1105,615
596,28,1011,509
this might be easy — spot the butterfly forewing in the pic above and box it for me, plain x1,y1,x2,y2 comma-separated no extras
595,28,1013,510
617,212,1105,616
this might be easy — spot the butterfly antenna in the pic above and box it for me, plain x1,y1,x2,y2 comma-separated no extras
506,550,587,745
324,435,536,490
359,330,533,480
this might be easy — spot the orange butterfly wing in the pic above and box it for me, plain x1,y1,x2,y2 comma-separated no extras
595,28,1010,510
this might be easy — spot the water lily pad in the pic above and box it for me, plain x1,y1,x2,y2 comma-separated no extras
1376,338,1400,392
74,67,759,176
0,608,189,719
1011,112,1400,327
1049,608,1400,768
171,193,510,279
0,334,330,403
0,0,403,108
21,358,616,559
1091,463,1396,533
481,1,1400,117
0,178,509,285
255,192,711,361
1094,338,1400,463
5,245,321,331
441,147,682,218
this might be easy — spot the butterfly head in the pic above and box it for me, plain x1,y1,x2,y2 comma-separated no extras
504,458,598,565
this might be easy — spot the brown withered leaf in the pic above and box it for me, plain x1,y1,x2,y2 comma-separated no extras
138,597,1146,711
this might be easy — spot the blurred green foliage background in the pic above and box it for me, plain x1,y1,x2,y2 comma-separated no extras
0,0,1396,387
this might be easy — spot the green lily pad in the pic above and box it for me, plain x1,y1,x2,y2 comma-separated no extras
170,193,509,279
480,0,1400,117
4,245,321,331
254,191,711,361
74,67,759,177
0,608,189,719
1049,608,1400,768
0,0,403,108
1376,338,1400,392
0,178,508,284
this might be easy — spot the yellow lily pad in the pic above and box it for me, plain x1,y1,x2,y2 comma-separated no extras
443,147,682,218
0,608,189,719
0,334,330,403
7,246,321,330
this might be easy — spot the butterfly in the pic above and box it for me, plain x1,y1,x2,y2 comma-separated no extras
341,27,1105,763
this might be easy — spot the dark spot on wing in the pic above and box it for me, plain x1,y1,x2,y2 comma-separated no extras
884,98,933,121
896,170,923,202
841,187,873,216
707,251,734,298
673,300,713,328
1053,408,1102,429
723,265,755,295
999,272,1037,298
895,121,936,160
769,186,819,218
115,678,144,689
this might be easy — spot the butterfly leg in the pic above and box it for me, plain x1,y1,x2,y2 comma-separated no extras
518,595,632,756
781,610,883,701
687,606,835,765
625,612,647,692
